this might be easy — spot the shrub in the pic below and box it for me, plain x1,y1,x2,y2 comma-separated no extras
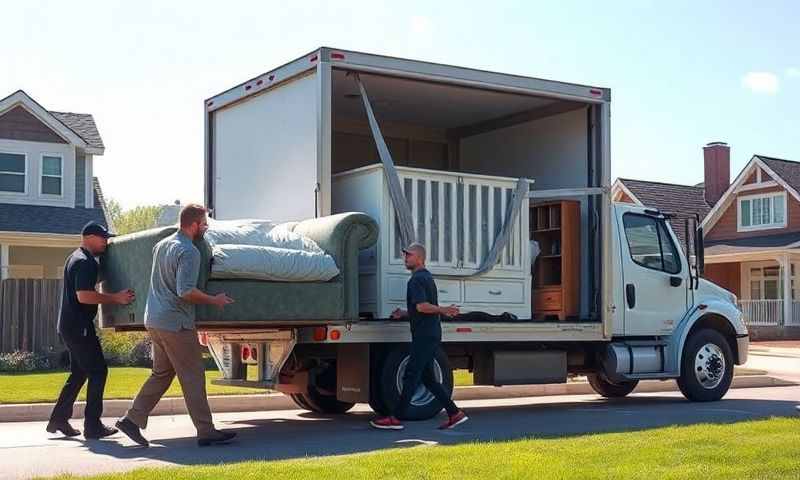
0,351,52,372
99,330,152,367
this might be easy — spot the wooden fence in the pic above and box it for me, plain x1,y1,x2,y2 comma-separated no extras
0,279,63,354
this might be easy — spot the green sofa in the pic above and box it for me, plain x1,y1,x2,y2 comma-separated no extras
98,212,379,330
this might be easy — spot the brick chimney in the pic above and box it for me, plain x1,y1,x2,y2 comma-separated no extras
703,142,730,206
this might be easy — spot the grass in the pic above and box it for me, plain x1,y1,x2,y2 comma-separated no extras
43,417,800,479
0,368,476,404
0,367,255,404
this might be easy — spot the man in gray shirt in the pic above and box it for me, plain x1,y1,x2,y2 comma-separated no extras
116,204,235,447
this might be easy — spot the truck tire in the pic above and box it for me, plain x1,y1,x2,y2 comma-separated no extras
293,363,355,414
301,384,355,414
677,328,734,402
289,393,312,411
379,344,454,421
587,373,639,398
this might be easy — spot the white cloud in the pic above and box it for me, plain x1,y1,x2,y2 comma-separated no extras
787,67,800,78
742,72,779,94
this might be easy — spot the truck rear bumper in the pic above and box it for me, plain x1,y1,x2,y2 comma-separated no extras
736,334,749,365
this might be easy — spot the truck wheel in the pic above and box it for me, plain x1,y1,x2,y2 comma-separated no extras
379,344,454,421
299,363,355,414
677,328,734,402
289,393,312,411
587,373,639,398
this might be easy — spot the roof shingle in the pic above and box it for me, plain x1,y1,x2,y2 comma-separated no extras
0,178,111,235
757,156,800,192
617,178,712,247
50,111,104,150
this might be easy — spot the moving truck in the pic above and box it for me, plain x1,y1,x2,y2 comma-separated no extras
102,47,748,420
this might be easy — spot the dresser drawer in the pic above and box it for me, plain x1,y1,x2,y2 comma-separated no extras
534,289,562,311
387,276,462,303
465,280,525,304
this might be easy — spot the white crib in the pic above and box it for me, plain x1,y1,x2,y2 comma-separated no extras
332,164,531,319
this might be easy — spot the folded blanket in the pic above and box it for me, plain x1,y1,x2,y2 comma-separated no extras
211,244,339,282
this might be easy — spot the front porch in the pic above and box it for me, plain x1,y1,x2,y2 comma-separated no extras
705,249,800,329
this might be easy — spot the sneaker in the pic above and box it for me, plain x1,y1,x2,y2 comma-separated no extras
115,417,149,447
438,410,468,430
84,424,119,440
197,429,237,447
369,416,404,430
46,421,81,437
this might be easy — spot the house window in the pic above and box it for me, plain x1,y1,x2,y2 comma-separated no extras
739,193,786,231
748,264,799,300
40,155,63,196
0,152,26,193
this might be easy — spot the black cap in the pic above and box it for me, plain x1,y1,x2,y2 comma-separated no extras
82,222,115,239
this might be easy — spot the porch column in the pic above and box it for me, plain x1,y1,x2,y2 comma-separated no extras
781,253,791,327
0,243,8,281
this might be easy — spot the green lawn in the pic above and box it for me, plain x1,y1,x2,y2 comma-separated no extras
0,368,475,404
43,418,800,479
0,367,255,404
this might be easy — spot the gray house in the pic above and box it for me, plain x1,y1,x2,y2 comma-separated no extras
0,90,112,280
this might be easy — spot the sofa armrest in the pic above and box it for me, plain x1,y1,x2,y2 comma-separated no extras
290,212,379,319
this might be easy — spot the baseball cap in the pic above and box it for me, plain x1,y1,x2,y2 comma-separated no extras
82,222,115,239
402,242,426,255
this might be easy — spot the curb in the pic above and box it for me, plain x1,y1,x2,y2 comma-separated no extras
1,374,794,423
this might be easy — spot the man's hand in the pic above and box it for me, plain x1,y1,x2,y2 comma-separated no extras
211,293,234,309
114,289,136,305
440,304,460,318
391,308,408,320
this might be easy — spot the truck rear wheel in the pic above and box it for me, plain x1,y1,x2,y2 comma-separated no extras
292,363,355,414
587,373,639,398
677,328,734,402
379,344,454,421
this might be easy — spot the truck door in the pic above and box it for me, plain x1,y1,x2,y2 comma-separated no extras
615,205,689,336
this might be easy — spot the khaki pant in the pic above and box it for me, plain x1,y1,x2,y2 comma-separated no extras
125,328,214,436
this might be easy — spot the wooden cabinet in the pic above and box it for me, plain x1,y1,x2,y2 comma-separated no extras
531,201,579,320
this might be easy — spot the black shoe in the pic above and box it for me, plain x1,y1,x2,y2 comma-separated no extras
84,424,119,440
115,417,149,447
197,429,237,447
46,421,81,437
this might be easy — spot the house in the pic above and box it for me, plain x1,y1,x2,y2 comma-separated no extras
613,142,800,337
0,90,112,280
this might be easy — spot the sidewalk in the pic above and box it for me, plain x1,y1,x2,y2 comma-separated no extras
0,368,792,423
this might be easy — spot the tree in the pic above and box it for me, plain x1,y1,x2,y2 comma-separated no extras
106,199,165,236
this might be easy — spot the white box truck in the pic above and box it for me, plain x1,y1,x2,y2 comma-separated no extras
200,47,748,419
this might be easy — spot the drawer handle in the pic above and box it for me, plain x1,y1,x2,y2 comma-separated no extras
489,290,502,295
439,289,449,294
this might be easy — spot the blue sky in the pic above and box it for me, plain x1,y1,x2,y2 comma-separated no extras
1,1,798,208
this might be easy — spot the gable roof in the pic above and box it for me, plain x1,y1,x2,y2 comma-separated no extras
0,90,104,154
615,178,712,247
51,112,105,151
701,155,800,232
0,178,111,235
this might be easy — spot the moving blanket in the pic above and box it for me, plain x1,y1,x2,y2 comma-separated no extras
211,244,339,281
206,219,340,282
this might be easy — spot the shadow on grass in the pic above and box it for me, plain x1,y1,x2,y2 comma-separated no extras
64,393,800,467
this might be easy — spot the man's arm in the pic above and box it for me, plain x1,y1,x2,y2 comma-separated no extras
73,259,134,305
417,302,459,317
77,290,134,305
176,247,234,308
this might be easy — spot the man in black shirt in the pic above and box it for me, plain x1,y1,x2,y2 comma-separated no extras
47,222,135,439
370,243,468,430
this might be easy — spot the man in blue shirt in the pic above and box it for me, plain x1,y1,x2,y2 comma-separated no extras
47,222,135,439
370,243,468,430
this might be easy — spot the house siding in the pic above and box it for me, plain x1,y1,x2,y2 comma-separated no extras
0,106,67,144
75,152,86,207
706,185,800,241
743,169,758,185
614,189,635,203
705,262,741,297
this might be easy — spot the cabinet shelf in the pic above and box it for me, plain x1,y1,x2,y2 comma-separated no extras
531,200,579,321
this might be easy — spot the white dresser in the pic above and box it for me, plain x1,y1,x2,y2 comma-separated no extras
332,164,531,319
